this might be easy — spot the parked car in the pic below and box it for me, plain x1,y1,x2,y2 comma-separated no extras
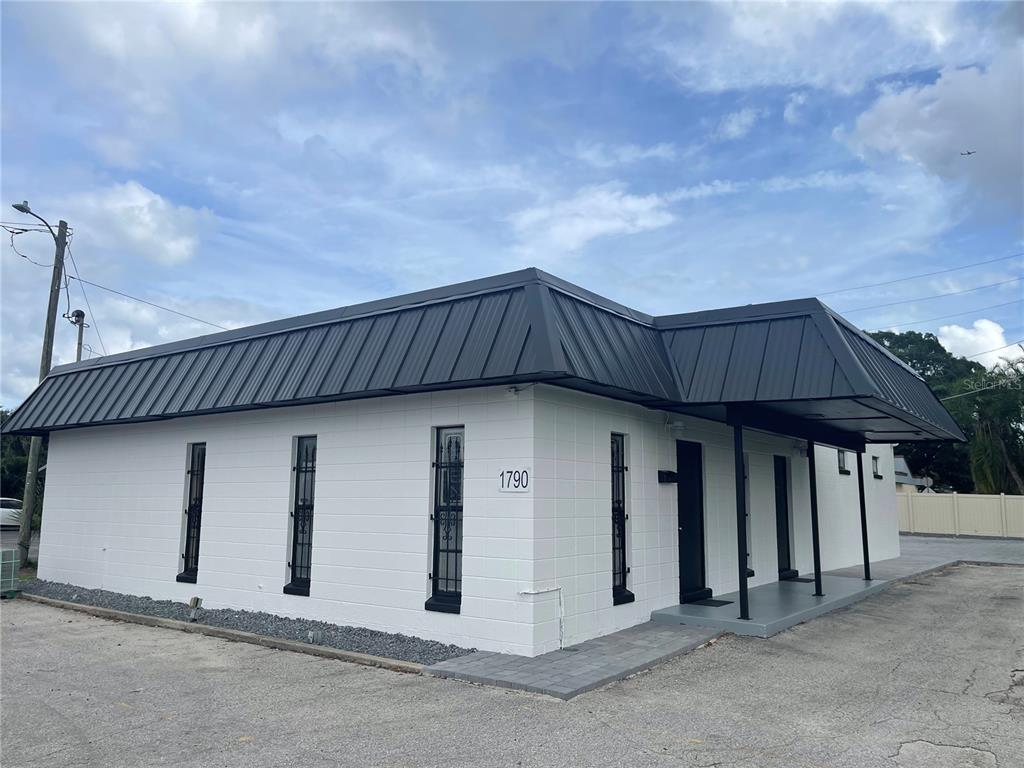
0,498,23,530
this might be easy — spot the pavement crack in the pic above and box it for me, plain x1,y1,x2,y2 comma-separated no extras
962,665,979,695
888,738,999,767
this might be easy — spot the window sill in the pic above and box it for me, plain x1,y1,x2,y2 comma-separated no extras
838,469,851,476
613,587,635,606
424,594,461,614
176,569,197,584
283,581,310,597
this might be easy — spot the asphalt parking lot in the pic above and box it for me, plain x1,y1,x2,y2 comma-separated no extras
3,563,1022,768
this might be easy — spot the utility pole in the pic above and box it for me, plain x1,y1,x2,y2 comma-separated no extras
70,309,87,362
12,201,68,567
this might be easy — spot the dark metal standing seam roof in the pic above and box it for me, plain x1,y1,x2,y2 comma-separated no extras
1,268,965,446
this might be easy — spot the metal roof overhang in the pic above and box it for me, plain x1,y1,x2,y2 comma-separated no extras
1,269,966,448
545,378,958,453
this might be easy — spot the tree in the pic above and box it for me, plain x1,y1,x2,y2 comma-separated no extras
0,408,46,527
869,331,983,492
944,360,1024,494
869,330,1023,494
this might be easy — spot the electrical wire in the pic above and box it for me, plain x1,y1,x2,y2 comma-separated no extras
940,382,1016,401
817,251,1024,297
7,223,74,319
4,226,53,267
0,222,63,232
964,339,1024,360
9,228,227,335
65,274,229,331
839,277,1023,314
869,299,1023,331
64,240,108,355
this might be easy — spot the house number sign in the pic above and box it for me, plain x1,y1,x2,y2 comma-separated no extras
498,467,531,492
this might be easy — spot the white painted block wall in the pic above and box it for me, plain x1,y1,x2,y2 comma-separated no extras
528,385,900,652
38,386,540,655
37,382,900,657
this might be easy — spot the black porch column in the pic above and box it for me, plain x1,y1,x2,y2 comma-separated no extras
856,451,872,581
733,420,750,620
807,440,824,597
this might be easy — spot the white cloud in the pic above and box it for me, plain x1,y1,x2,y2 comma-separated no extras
60,182,212,266
846,42,1024,207
713,108,766,141
668,180,745,201
10,2,443,127
761,171,866,194
511,182,677,254
633,2,995,93
574,141,677,168
783,92,807,125
90,136,143,170
938,319,1010,368
0,241,269,406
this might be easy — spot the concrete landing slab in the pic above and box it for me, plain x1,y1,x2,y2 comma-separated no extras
425,622,719,700
650,574,890,637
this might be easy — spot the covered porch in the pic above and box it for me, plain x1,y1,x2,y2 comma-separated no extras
649,301,967,628
651,571,889,637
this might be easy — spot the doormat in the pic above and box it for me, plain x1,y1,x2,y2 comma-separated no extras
692,598,733,607
786,577,815,583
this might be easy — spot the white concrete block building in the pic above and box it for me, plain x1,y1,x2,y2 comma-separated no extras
3,269,964,656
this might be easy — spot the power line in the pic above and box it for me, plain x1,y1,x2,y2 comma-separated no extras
7,223,78,339
5,228,52,267
965,339,1024,360
9,230,228,334
870,299,1023,331
65,274,229,331
940,381,1015,401
818,251,1024,297
64,241,108,356
839,277,1022,314
0,222,61,232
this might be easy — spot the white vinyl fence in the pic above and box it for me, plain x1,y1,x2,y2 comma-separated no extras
898,492,1024,539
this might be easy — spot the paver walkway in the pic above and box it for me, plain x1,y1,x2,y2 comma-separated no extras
426,622,718,699
426,534,1023,699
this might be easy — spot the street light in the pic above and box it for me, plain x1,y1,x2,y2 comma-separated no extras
9,200,70,566
11,201,59,243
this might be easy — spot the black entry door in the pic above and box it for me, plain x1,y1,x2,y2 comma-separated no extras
774,455,799,580
677,440,711,603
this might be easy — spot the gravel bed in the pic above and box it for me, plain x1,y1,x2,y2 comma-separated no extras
18,579,474,665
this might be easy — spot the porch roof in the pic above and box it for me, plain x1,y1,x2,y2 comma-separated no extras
1,268,965,447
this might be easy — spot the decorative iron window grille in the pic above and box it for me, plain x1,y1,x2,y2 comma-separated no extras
611,433,634,605
426,427,464,613
285,436,317,596
177,442,206,583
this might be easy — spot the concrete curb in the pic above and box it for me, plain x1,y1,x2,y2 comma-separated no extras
18,593,424,675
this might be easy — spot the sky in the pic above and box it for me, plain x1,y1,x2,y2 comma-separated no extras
1,1,1021,407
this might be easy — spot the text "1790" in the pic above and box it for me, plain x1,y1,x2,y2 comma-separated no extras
498,468,530,492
